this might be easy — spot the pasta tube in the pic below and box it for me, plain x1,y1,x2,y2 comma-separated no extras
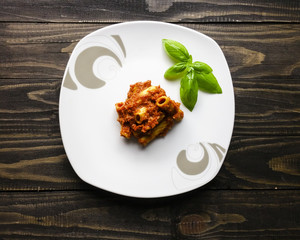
156,96,184,121
134,107,147,124
156,96,174,112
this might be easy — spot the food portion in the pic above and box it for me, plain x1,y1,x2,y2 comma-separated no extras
115,80,184,146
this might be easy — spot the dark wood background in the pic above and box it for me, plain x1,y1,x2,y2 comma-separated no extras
1,0,300,239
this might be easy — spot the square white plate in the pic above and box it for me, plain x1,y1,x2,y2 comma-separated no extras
59,21,235,198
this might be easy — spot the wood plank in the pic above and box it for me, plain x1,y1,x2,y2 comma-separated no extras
173,190,300,239
1,23,300,80
0,190,299,239
0,73,299,138
0,0,299,23
0,132,299,190
0,190,172,240
214,136,300,189
233,77,300,136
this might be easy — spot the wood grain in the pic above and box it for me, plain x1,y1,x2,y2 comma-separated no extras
173,190,300,239
1,23,300,80
0,190,172,240
216,136,300,189
1,0,299,23
0,133,299,190
0,76,299,136
0,190,299,239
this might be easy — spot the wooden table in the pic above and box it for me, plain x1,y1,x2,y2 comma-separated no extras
1,1,300,239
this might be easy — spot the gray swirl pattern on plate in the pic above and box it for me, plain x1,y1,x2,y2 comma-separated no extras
63,35,125,90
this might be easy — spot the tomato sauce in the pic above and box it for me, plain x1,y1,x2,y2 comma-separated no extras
115,80,184,146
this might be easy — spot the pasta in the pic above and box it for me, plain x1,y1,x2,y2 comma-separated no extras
115,80,184,146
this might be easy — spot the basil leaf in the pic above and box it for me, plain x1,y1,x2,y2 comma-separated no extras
195,72,222,93
188,55,193,64
192,61,212,74
180,70,198,111
162,39,190,62
164,62,188,80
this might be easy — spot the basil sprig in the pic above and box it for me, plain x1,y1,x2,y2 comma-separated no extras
162,39,222,111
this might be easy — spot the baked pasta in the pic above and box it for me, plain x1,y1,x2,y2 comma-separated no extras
115,80,184,146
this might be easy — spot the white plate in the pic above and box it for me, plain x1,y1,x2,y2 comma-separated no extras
59,21,235,198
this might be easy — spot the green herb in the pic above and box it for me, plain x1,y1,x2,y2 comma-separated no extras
192,61,212,74
162,39,222,111
164,62,188,80
180,69,198,111
195,72,222,94
162,39,191,62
